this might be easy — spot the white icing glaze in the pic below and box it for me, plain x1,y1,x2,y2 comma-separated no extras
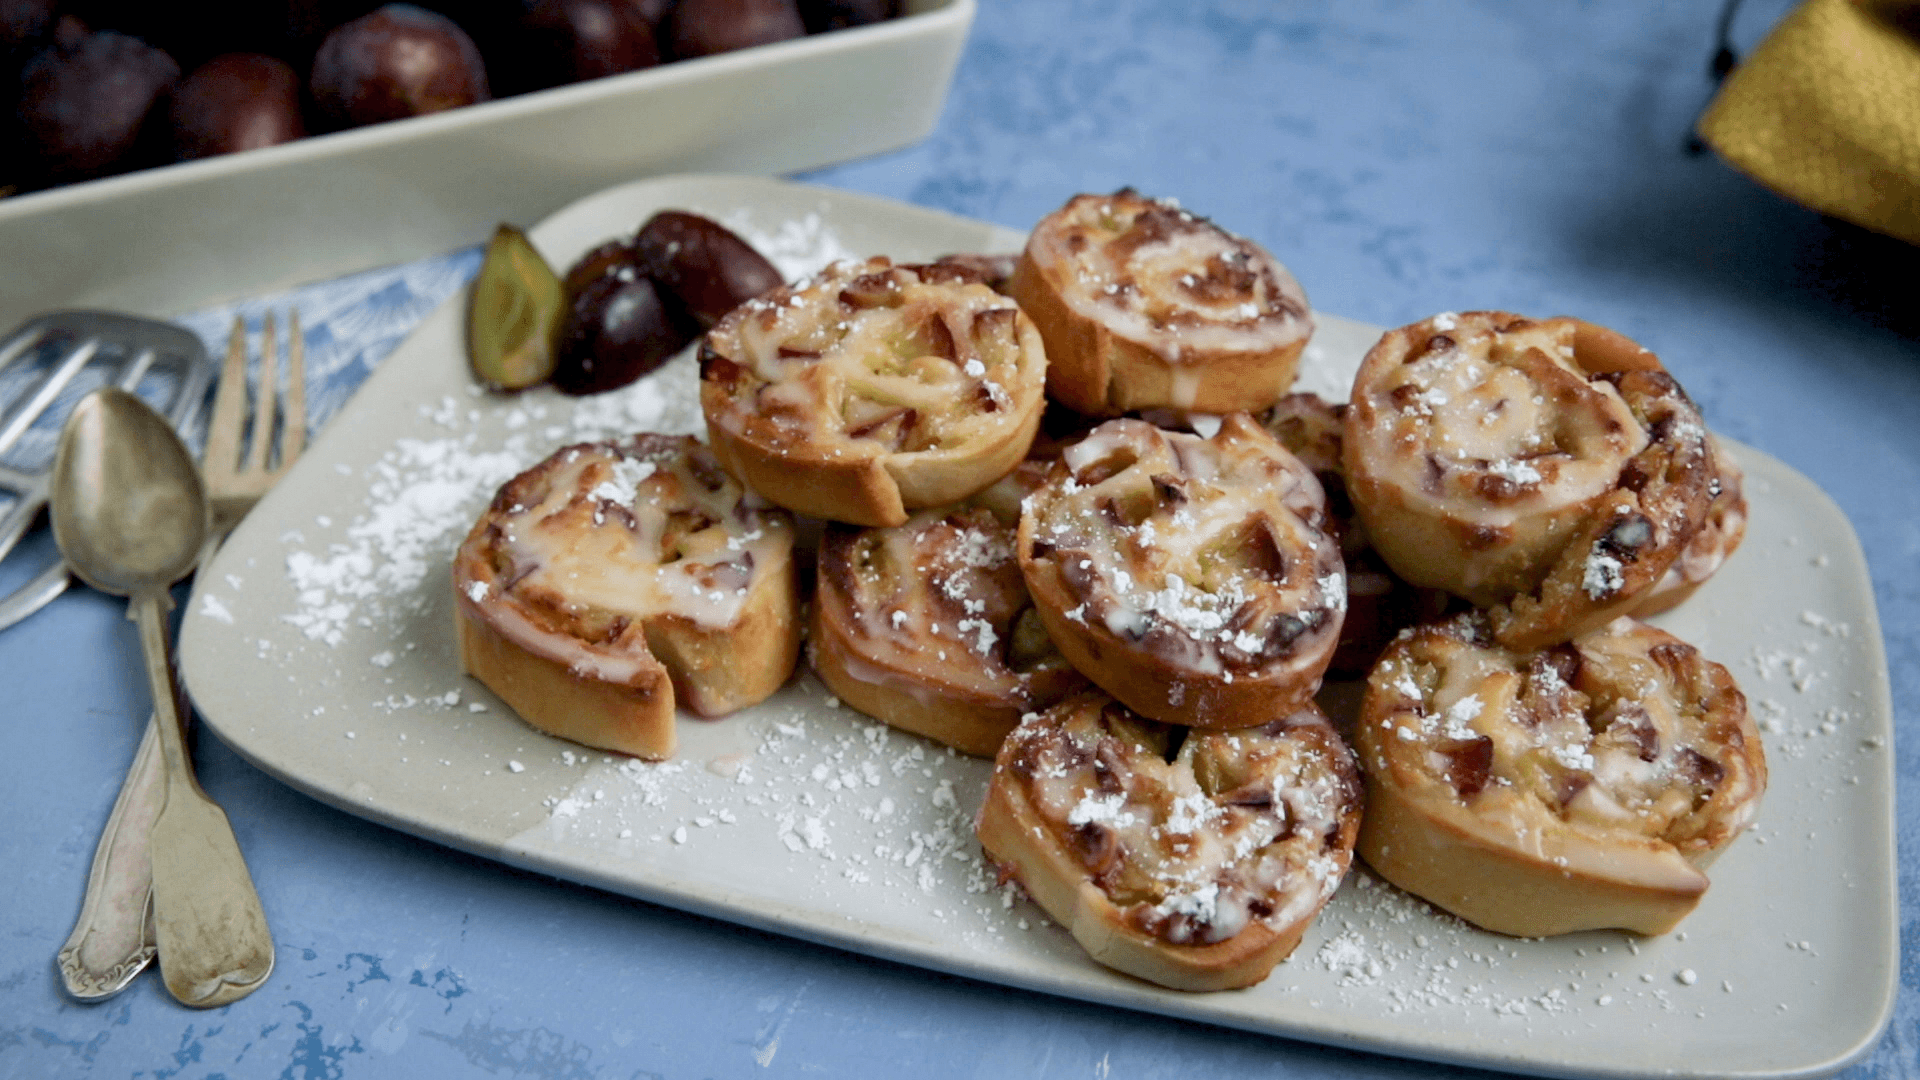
1030,192,1312,360
1366,615,1765,853
706,258,1042,462
493,437,793,632
1350,314,1646,530
1032,416,1342,676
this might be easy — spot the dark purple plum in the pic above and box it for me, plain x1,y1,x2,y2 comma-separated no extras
309,4,490,128
170,52,307,158
665,0,802,59
511,0,659,93
634,210,782,327
553,271,697,394
18,29,179,182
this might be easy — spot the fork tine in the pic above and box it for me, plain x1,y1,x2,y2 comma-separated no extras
205,317,248,473
282,311,305,463
243,312,277,475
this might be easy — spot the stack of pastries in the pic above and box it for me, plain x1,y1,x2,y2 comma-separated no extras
453,191,1765,993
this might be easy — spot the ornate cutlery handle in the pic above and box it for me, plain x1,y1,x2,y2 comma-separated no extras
57,715,163,1000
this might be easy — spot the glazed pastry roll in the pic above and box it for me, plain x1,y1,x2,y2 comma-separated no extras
1634,438,1747,617
811,506,1088,757
1009,189,1313,416
453,435,801,760
1261,392,1451,677
700,256,1048,527
1354,614,1766,937
977,693,1363,991
1343,312,1717,650
1017,415,1345,728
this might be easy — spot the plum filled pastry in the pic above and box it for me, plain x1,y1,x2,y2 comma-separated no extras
699,256,1048,527
976,692,1363,991
1352,613,1766,937
1017,415,1345,729
810,505,1088,757
1343,312,1718,650
1008,189,1313,416
452,434,801,760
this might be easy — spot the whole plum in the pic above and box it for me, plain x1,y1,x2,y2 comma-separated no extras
797,0,897,33
562,238,645,298
170,53,307,158
309,4,490,128
665,0,802,59
634,211,782,327
553,270,697,394
18,29,179,183
512,0,659,93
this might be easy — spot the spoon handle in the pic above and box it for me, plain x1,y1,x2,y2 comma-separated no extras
134,591,276,1008
56,714,162,1000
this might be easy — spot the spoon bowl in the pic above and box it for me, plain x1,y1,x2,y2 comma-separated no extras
51,389,208,598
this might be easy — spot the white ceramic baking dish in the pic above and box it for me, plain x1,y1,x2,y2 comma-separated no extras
0,0,972,329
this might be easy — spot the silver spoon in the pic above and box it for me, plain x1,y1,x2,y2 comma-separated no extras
51,387,274,1008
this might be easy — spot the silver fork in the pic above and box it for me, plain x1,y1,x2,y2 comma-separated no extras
0,313,214,631
205,311,306,537
58,312,305,1004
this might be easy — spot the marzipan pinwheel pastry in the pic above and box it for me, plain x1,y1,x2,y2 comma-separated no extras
453,435,801,760
977,693,1363,991
1354,613,1766,937
1343,312,1716,650
700,256,1048,527
1007,190,1313,416
1634,438,1747,617
811,506,1088,757
1017,416,1345,728
1260,392,1451,677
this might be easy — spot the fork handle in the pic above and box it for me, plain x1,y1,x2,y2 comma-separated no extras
56,714,163,1000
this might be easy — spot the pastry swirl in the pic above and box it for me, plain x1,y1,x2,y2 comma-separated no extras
1343,312,1716,650
977,693,1363,991
453,435,800,759
1260,392,1451,677
1017,415,1345,728
1008,190,1313,415
1354,613,1766,936
1635,438,1747,617
811,505,1088,757
700,256,1048,527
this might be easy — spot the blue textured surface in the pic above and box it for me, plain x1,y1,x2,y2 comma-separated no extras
3,1,1916,1077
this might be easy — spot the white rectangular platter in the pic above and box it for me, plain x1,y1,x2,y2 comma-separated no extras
177,174,1899,1080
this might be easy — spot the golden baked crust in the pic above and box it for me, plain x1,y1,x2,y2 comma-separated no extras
1017,415,1345,728
810,506,1087,757
452,435,801,759
977,693,1363,991
1343,312,1716,650
1353,614,1766,936
1008,190,1313,416
699,257,1048,527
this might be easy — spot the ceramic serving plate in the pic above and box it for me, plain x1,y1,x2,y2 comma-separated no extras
178,174,1898,1080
